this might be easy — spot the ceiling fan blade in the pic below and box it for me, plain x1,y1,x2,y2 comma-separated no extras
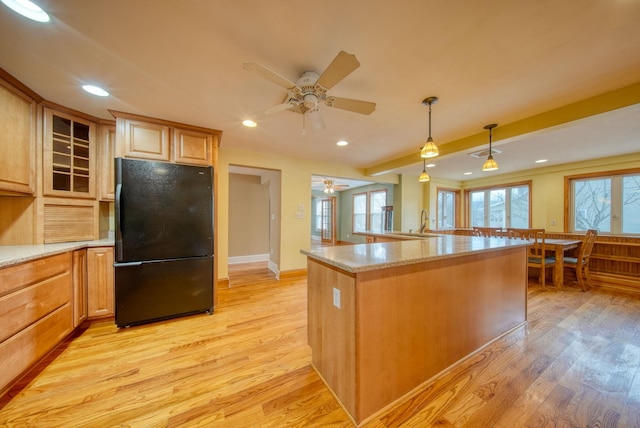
315,51,360,90
243,62,297,90
261,99,300,115
326,96,376,115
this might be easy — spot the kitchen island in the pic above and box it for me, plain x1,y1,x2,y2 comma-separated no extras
301,235,530,426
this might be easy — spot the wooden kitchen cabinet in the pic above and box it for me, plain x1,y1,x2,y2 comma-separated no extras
173,127,216,166
110,110,221,167
0,252,73,394
42,198,99,243
98,122,116,201
0,76,36,195
72,249,88,327
87,246,114,319
116,114,170,161
43,107,97,199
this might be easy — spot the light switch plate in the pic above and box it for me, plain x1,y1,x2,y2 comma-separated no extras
333,287,341,308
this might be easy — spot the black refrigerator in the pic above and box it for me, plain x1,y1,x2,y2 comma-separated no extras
114,158,214,328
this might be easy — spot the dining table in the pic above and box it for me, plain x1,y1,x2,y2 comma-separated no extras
544,238,582,288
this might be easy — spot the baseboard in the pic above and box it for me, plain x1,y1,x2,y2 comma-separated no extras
592,272,640,294
268,260,279,279
228,253,269,264
279,268,308,279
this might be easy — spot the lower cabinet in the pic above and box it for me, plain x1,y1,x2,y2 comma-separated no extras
0,253,73,394
72,249,88,327
87,246,114,319
0,246,115,395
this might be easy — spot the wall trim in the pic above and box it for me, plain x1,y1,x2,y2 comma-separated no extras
228,253,269,264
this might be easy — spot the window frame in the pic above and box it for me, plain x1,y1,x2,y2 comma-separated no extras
464,180,532,228
565,167,640,235
436,187,460,229
352,189,388,233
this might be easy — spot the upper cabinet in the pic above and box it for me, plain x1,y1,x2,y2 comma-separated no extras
174,128,217,166
110,110,221,167
43,107,97,199
98,122,116,201
119,117,170,161
0,78,37,195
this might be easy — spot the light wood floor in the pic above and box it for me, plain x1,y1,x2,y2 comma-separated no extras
2,270,640,427
227,261,276,286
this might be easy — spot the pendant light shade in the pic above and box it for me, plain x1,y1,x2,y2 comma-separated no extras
418,158,430,182
482,123,499,172
420,97,439,158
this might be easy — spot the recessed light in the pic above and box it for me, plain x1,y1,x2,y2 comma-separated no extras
336,140,348,146
535,159,548,163
1,0,50,22
426,163,435,168
82,85,109,97
464,172,473,175
242,119,257,128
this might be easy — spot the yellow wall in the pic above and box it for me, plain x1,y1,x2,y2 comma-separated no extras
459,152,640,231
217,146,398,279
218,143,639,280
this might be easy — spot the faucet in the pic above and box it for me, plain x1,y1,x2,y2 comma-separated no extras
419,209,429,233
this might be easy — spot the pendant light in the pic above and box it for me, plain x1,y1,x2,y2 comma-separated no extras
420,97,439,158
418,158,430,182
482,123,499,172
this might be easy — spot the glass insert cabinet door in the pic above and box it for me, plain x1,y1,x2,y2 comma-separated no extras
44,108,96,198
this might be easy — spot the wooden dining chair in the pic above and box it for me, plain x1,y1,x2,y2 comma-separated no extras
563,229,598,291
507,228,556,289
472,226,503,237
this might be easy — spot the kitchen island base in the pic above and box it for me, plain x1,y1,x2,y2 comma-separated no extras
306,245,527,425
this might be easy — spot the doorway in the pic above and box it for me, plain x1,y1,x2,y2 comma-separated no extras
228,165,281,284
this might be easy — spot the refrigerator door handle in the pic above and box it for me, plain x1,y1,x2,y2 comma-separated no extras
115,182,123,261
114,261,143,267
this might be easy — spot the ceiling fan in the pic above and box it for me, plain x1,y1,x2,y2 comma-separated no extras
243,51,376,132
312,177,350,193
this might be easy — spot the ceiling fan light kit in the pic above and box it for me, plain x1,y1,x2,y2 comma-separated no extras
243,51,376,133
420,96,439,158
482,123,499,172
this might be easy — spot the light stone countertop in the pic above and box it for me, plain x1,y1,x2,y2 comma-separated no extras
0,239,115,268
301,234,530,273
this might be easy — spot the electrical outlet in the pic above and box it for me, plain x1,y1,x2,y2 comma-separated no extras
551,218,557,226
333,287,341,308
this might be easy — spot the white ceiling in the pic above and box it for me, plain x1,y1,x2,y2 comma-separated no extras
1,0,639,182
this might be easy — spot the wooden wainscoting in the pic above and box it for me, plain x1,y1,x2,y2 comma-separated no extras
1,275,640,426
545,232,640,294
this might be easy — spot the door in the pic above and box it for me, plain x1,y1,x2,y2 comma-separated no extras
115,158,213,262
321,197,336,245
115,256,213,327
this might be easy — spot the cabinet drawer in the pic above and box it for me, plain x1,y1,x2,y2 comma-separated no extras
0,252,70,297
0,271,71,343
0,303,72,393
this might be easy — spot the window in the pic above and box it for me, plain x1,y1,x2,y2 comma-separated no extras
369,190,387,232
353,193,367,232
437,189,458,229
467,183,530,228
352,189,388,232
314,198,322,232
569,170,640,234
